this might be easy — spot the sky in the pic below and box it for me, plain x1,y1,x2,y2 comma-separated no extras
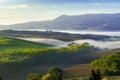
0,0,120,25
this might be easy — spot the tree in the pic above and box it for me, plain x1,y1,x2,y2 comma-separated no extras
27,73,42,80
27,68,63,80
42,73,53,80
47,67,63,80
89,69,103,80
91,52,120,75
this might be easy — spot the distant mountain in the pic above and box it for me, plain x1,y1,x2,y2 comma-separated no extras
0,13,120,31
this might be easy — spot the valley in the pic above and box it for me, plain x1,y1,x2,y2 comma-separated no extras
0,30,120,80
0,0,120,79
1,30,120,49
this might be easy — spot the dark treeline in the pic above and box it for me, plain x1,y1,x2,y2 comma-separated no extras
0,30,113,41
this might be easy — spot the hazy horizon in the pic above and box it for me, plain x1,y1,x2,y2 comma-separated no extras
0,0,120,25
1,13,120,25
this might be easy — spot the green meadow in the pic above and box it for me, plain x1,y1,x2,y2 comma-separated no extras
0,37,98,76
0,37,55,73
0,37,53,52
1,37,119,80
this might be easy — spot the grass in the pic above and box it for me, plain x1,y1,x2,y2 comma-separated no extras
0,37,100,80
0,37,53,52
0,41,96,66
0,37,54,64
0,37,95,65
0,37,120,80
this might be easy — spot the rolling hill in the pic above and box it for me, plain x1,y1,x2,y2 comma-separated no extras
0,37,53,52
0,37,120,80
0,37,100,80
0,13,120,31
3,47,120,80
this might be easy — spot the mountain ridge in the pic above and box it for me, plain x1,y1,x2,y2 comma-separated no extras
0,13,120,31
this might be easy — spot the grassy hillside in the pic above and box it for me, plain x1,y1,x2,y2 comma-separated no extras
0,37,53,52
62,48,120,78
5,48,120,80
0,37,120,80
0,37,54,72
0,40,97,67
0,38,99,80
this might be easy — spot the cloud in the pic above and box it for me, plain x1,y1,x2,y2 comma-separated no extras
18,0,120,4
0,4,30,9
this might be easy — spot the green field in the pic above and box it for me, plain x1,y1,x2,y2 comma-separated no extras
0,37,53,52
0,37,97,65
0,37,120,80
0,37,55,73
0,37,100,80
